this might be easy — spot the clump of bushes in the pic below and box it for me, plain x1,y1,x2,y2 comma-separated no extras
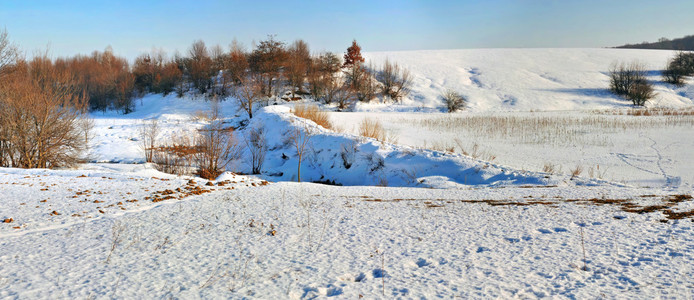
608,62,654,106
442,89,466,112
150,114,242,180
663,51,694,86
378,58,412,101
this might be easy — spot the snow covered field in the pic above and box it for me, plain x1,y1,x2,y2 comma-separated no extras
1,48,693,298
329,110,694,191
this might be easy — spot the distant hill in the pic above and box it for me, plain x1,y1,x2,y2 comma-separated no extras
616,35,694,51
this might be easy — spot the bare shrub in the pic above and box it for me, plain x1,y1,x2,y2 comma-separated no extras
608,61,654,106
442,89,466,112
376,176,388,187
318,75,354,110
629,81,655,106
355,64,379,102
194,121,243,180
378,58,412,101
332,86,355,111
244,126,267,174
291,104,333,130
139,119,159,163
152,132,197,176
663,63,686,86
106,221,126,264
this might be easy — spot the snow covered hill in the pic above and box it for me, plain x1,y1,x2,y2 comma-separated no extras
363,48,693,112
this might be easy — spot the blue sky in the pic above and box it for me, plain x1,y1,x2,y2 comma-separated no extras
2,0,693,61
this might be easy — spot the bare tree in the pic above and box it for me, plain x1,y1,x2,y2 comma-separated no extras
210,44,230,96
244,126,267,174
233,75,263,119
0,29,18,166
226,39,248,84
285,39,311,97
308,52,341,102
289,124,314,182
0,28,19,79
248,35,287,97
187,40,213,94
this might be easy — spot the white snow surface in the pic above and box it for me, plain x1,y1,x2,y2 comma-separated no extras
1,48,694,298
362,48,693,112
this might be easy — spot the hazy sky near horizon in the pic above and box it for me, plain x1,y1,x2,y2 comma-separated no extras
2,0,693,61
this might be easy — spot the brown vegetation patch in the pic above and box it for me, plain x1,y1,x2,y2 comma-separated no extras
356,193,694,221
621,205,670,214
666,194,693,203
291,104,333,130
663,209,694,220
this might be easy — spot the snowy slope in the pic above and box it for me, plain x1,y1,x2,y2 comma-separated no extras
247,105,568,188
362,48,693,112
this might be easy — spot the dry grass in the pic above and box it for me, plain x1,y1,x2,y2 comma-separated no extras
570,165,583,179
358,194,694,221
411,113,694,147
600,107,694,117
292,104,333,130
358,118,398,144
542,162,557,174
152,131,199,176
190,110,213,122
359,118,385,141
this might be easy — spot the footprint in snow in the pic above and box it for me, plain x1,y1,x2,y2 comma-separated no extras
302,285,343,298
553,227,568,232
538,228,552,234
372,268,386,278
337,272,365,282
416,258,430,268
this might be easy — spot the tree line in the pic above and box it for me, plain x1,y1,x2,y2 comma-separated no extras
0,29,413,169
616,35,694,51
